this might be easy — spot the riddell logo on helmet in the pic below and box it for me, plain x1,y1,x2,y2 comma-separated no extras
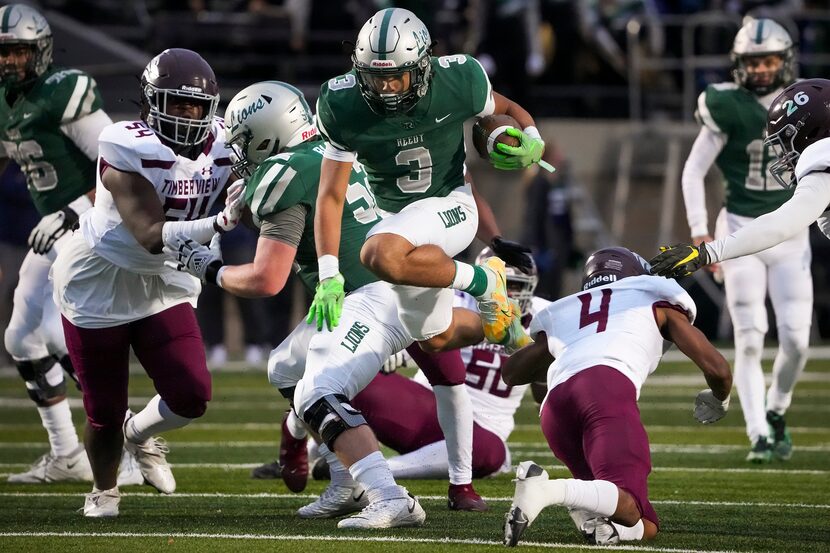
180,85,203,92
583,274,617,290
301,128,317,141
370,60,396,68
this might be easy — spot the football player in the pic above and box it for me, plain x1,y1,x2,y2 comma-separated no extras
502,248,732,546
312,7,541,359
167,81,531,526
311,252,548,484
0,4,140,486
51,48,242,517
678,17,808,463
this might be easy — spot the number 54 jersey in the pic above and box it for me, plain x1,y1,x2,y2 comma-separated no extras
529,276,697,398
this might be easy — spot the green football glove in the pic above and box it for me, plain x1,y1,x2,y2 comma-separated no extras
306,273,345,331
649,243,710,278
489,127,545,170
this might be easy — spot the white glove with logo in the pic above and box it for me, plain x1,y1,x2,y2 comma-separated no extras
28,207,79,254
163,233,224,284
214,178,246,232
694,389,730,424
381,349,412,374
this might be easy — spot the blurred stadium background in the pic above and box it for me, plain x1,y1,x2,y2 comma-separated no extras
4,0,830,359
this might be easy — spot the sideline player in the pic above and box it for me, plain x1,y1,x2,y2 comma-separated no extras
0,4,140,485
679,17,808,463
51,48,242,517
502,247,732,546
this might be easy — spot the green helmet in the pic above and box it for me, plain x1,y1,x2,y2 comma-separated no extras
0,3,53,88
224,81,316,176
352,8,432,115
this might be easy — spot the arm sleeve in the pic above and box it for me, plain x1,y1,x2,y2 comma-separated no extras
258,203,308,248
682,126,725,237
705,171,830,262
60,110,113,161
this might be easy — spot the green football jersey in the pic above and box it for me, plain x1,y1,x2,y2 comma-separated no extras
316,54,492,213
0,66,103,215
696,82,793,217
245,138,381,293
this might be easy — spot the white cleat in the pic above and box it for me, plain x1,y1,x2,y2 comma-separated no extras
7,445,92,483
116,448,145,487
123,436,176,494
504,461,551,547
82,487,120,518
582,517,620,545
337,486,426,529
297,482,368,519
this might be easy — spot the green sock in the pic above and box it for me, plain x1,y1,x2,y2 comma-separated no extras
463,266,490,297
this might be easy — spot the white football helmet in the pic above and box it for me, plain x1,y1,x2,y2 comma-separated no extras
0,4,52,87
224,81,316,176
476,247,538,317
731,18,795,95
352,8,432,115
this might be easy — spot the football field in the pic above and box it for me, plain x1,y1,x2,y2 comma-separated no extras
1,359,828,553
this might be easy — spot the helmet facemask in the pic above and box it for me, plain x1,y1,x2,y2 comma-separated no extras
506,268,538,317
142,85,218,147
765,121,803,189
353,53,432,115
733,51,794,96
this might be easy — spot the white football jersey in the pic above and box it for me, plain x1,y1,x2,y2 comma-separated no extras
529,275,696,398
413,293,551,441
80,117,233,275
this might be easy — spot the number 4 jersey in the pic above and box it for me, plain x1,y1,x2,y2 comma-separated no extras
696,82,793,217
529,275,696,398
0,67,103,215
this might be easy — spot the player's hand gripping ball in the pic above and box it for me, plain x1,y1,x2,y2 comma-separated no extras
473,114,520,166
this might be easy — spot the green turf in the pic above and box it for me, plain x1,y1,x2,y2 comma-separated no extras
1,360,829,553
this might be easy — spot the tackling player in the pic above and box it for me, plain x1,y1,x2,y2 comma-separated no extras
0,4,141,486
51,48,242,517
502,247,732,546
679,17,808,463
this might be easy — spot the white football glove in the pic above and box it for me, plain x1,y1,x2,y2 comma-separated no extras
28,207,79,254
214,178,246,232
381,349,411,374
163,233,223,284
693,389,730,424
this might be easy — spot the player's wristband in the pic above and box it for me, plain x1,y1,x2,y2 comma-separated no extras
523,126,542,141
215,265,227,289
318,254,339,280
204,261,224,286
67,194,93,215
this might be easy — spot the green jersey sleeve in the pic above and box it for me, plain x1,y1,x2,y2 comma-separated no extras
695,83,739,136
316,74,361,153
42,69,104,125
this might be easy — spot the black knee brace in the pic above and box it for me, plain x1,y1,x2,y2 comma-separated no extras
15,357,66,404
302,394,367,450
56,354,81,390
278,386,296,402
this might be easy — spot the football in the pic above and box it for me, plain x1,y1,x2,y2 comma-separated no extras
472,114,521,160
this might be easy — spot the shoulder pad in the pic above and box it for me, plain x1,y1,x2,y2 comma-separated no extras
98,121,171,173
615,275,697,323
695,84,736,134
44,69,103,124
795,137,830,180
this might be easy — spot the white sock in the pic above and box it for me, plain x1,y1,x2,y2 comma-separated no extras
286,409,307,440
37,399,79,457
433,384,474,485
387,440,450,479
733,329,769,442
767,331,809,413
611,519,645,541
124,394,192,444
450,262,476,290
560,479,619,517
348,450,396,493
318,443,354,487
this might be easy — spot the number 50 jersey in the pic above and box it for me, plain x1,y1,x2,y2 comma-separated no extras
530,276,697,397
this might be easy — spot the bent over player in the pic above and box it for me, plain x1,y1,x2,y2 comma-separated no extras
502,247,732,546
51,49,242,517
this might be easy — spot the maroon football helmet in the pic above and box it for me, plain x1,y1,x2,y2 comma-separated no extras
140,48,219,146
765,78,830,189
582,247,650,290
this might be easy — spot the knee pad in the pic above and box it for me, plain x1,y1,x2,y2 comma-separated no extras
734,329,764,360
302,394,367,450
56,354,81,390
15,357,66,405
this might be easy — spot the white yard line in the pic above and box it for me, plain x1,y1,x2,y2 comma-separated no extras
0,531,749,553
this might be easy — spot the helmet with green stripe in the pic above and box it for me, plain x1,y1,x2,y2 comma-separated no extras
224,81,316,176
731,17,795,95
0,4,52,88
352,8,432,115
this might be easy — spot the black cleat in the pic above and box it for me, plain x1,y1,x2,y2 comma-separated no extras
251,461,281,480
504,506,529,547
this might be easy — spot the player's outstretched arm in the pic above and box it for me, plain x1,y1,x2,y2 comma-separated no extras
657,306,732,423
217,238,296,298
502,332,553,386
